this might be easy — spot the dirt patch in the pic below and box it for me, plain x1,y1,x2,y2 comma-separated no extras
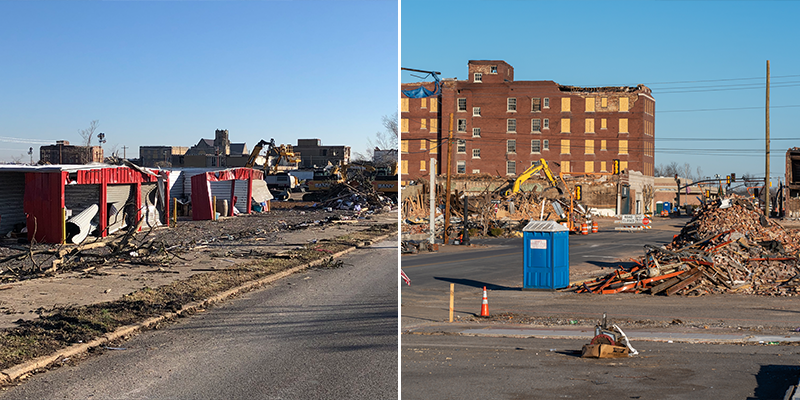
0,208,396,373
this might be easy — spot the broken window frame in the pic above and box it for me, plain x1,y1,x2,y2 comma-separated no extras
507,139,516,154
456,139,467,154
457,119,467,132
472,127,481,137
507,98,517,112
532,119,541,133
457,161,466,174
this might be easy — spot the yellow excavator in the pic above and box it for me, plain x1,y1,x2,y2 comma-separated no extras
245,139,301,174
500,158,566,197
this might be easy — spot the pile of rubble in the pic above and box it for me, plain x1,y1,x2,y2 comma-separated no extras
313,181,394,212
402,181,591,238
574,195,800,296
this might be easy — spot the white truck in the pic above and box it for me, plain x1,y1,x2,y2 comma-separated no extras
264,173,301,192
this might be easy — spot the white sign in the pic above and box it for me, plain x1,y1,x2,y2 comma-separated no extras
618,214,645,223
530,239,547,249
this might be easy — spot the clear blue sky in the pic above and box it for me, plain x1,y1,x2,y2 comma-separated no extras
402,0,800,184
0,0,398,162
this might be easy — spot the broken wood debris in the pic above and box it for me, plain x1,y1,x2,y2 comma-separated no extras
570,195,800,296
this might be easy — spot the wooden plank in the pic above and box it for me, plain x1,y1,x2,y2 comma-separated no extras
665,270,703,296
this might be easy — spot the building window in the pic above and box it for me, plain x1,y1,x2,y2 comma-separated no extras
620,97,629,112
431,119,438,133
561,118,570,133
507,98,517,112
561,97,571,112
507,139,516,153
457,161,466,173
507,119,516,133
457,119,467,132
561,139,570,154
490,65,498,74
458,98,467,112
472,169,481,174
543,118,549,129
420,119,427,130
457,139,466,154
532,139,541,153
473,107,481,117
420,160,426,171
601,161,607,172
601,97,608,108
585,161,594,173
585,97,595,113
401,98,409,112
543,98,550,108
401,160,408,174
421,98,427,109
619,118,628,133
401,140,408,153
322,149,328,156
585,118,594,133
532,119,541,133
420,140,427,150
474,73,482,83
506,160,516,175
619,140,629,155
543,139,550,150
562,161,570,174
472,149,481,158
585,139,594,154
430,139,438,154
401,118,408,133
601,118,607,130
532,97,541,112
431,99,438,112
473,127,481,137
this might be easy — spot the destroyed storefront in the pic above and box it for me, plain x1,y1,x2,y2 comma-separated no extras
20,164,169,244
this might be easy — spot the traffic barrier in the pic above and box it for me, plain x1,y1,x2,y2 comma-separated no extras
581,223,588,235
480,286,489,317
591,221,599,233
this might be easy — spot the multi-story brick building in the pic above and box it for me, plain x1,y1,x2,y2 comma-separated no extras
39,140,104,165
139,146,189,168
401,60,655,183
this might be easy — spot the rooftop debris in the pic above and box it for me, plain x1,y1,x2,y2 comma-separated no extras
571,195,800,296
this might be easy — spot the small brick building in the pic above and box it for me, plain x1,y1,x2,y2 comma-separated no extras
40,140,104,165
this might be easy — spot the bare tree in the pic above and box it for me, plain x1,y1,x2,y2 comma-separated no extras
79,120,99,147
354,113,398,160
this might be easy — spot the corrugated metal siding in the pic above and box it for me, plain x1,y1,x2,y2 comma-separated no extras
210,180,252,212
65,185,100,220
140,183,162,227
107,184,133,234
0,172,26,235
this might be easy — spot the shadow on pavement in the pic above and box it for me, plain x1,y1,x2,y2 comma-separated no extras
585,260,638,270
748,364,800,400
433,277,521,291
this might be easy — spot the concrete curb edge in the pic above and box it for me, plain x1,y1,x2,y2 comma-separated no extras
0,230,397,384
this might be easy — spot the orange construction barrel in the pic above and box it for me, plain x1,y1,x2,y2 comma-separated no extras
591,221,599,233
581,223,588,235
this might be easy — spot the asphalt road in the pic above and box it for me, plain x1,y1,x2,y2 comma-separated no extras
0,240,398,400
402,334,800,400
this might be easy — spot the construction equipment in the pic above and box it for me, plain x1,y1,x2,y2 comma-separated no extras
245,139,301,174
372,162,398,198
499,159,565,197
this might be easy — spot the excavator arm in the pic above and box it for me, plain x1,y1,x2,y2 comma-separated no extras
504,158,565,197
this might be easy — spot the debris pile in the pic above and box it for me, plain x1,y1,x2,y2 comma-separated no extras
313,181,394,212
574,196,800,296
402,179,594,238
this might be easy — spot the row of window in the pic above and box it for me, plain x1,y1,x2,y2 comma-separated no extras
402,159,645,176
453,117,628,134
401,138,635,156
457,96,631,113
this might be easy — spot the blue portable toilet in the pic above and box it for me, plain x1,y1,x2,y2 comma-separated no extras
663,201,672,214
522,220,570,290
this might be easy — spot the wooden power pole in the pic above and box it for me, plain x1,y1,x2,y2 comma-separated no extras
765,60,771,219
443,113,454,245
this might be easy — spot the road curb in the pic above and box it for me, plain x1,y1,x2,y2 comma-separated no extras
0,230,396,384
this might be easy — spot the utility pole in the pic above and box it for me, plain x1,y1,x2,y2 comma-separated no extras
443,114,454,245
122,145,128,160
765,60,771,219
429,158,436,245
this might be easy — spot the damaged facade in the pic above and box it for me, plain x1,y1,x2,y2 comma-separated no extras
400,60,656,183
39,141,104,165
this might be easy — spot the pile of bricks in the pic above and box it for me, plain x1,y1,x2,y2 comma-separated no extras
573,195,800,296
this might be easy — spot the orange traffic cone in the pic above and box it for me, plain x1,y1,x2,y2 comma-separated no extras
480,286,490,317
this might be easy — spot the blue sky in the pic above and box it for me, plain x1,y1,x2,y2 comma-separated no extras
402,0,800,184
0,0,398,162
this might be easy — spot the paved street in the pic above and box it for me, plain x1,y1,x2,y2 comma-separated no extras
401,217,800,399
0,240,398,400
402,334,800,400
